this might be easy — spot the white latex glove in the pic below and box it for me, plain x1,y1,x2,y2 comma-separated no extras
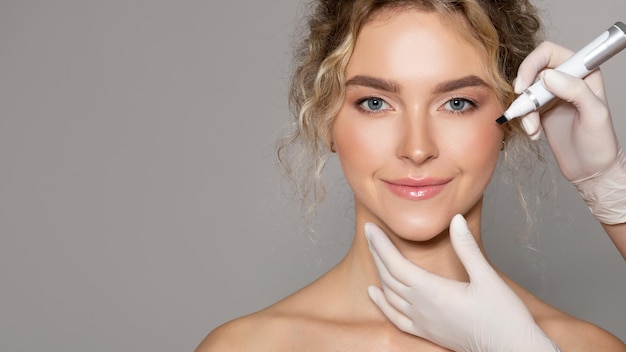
365,214,560,352
515,41,626,224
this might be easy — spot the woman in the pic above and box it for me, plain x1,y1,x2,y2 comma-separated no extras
197,0,626,350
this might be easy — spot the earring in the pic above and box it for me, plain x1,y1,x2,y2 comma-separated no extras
330,142,336,153
500,139,506,151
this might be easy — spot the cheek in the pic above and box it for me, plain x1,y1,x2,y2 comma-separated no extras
333,123,371,175
446,119,503,171
446,97,504,158
331,111,396,179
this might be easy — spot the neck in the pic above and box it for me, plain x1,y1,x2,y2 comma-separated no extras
331,199,486,320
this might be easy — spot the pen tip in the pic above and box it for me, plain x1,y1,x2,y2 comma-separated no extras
495,115,508,125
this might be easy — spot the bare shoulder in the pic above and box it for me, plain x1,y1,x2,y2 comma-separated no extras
194,289,316,352
194,309,289,352
537,312,626,351
194,316,253,352
502,274,626,351
195,270,343,352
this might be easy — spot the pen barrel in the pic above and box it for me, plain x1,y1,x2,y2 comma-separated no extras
501,22,626,122
557,29,610,77
527,29,612,109
585,22,626,70
508,22,626,120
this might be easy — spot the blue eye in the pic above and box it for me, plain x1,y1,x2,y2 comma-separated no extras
444,98,476,113
357,97,390,113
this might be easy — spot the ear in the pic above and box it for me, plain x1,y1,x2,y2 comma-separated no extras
325,122,337,153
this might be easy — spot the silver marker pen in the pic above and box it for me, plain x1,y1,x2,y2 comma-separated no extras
496,21,626,124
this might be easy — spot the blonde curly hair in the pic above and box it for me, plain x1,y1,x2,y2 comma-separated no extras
278,0,544,214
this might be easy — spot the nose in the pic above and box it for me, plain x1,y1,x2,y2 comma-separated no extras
396,110,439,165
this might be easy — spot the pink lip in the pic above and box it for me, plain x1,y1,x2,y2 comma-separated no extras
383,177,452,201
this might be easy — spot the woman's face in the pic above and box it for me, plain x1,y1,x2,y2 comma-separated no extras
332,9,504,241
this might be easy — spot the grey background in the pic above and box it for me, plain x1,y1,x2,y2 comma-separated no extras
1,1,625,351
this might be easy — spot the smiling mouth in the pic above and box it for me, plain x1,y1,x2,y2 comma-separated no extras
383,178,452,200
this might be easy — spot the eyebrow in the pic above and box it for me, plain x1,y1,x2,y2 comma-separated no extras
345,75,400,93
433,75,491,93
344,74,491,94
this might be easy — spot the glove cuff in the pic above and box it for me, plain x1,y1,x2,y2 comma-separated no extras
572,148,626,225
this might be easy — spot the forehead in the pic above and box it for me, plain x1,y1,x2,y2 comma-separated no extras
347,9,489,84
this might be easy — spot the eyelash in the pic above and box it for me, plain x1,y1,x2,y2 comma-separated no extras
353,96,479,115
354,96,392,115
442,97,478,115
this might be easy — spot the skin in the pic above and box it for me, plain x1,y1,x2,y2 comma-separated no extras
197,9,625,351
604,222,626,260
332,9,503,277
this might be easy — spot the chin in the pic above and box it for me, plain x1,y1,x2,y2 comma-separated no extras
378,212,453,243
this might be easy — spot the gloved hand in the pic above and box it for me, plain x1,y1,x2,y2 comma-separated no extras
365,214,560,352
515,41,626,224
